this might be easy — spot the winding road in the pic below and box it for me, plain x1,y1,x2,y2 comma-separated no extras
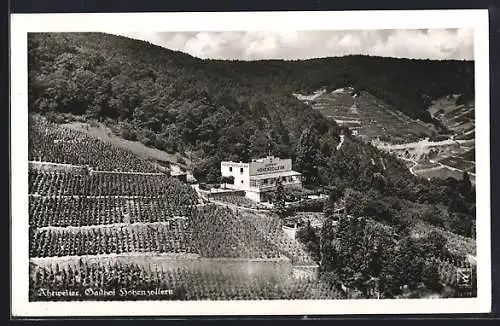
398,156,418,176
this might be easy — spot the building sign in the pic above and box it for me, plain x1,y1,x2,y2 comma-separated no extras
256,164,285,174
250,158,292,176
221,162,249,169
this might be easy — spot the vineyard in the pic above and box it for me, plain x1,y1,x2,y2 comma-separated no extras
30,223,197,257
29,195,197,227
29,201,291,260
29,170,197,199
29,115,159,172
187,205,281,259
28,115,332,300
236,210,316,265
301,89,435,144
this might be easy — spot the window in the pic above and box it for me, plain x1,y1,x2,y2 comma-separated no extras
241,180,244,184
229,167,232,172
240,167,244,174
250,180,257,187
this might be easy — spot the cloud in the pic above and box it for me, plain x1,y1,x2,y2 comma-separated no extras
116,29,474,61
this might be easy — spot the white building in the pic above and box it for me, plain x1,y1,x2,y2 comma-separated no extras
220,156,302,202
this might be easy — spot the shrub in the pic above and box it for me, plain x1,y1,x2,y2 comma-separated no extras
45,111,67,124
121,127,137,141
286,198,326,213
220,175,235,185
140,137,153,146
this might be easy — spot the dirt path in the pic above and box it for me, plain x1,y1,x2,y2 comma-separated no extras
336,135,345,151
399,157,418,176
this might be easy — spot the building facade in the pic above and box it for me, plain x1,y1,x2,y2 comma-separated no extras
220,156,302,202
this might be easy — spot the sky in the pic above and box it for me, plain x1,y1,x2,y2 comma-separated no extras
117,29,474,61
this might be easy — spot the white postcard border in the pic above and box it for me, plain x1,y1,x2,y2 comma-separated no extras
10,9,491,316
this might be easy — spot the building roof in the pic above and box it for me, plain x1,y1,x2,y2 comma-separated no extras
250,170,301,180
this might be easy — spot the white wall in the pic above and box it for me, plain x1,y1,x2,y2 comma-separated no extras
221,162,250,190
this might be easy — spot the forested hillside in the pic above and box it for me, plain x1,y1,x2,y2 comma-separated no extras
220,56,474,128
28,33,474,156
28,32,336,165
28,32,475,238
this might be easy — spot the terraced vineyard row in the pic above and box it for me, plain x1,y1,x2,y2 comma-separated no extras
29,170,198,200
30,223,196,257
29,195,196,228
30,203,285,260
191,206,282,259
29,115,158,172
237,210,316,265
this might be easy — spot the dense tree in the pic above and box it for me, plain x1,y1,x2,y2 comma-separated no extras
319,219,337,271
344,188,365,216
318,215,416,297
295,127,323,185
323,186,344,219
460,171,473,200
390,237,440,291
192,155,221,184
273,179,287,220
296,221,320,262
423,230,448,258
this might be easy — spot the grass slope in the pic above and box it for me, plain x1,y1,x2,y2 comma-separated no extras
63,120,192,168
